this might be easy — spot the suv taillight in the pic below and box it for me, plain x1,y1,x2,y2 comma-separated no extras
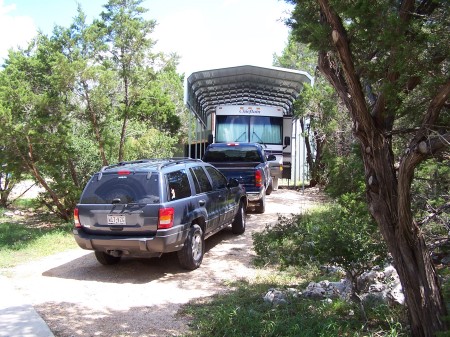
255,170,262,187
158,207,174,229
74,208,81,228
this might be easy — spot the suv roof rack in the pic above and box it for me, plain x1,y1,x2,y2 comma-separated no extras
158,157,203,169
100,158,202,172
100,159,154,172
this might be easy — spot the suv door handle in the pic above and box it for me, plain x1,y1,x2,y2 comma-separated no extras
199,199,206,206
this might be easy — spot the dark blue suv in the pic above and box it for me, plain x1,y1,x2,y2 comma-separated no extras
73,158,247,270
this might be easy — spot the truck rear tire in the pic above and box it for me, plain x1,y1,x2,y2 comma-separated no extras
266,183,273,195
232,200,246,234
255,192,266,214
178,224,204,270
272,177,279,191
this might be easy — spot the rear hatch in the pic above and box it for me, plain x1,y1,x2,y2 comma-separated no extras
77,171,161,236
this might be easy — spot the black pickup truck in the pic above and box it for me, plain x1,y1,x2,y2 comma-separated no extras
203,142,275,213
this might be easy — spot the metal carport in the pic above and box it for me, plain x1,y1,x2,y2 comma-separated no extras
184,64,313,178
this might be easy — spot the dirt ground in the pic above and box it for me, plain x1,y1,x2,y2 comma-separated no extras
4,187,326,337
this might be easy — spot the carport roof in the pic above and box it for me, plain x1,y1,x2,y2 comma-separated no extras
185,65,312,126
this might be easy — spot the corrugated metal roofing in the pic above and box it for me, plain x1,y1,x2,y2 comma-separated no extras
185,65,313,125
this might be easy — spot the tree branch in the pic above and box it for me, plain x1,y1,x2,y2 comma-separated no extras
419,201,450,226
411,79,450,146
399,0,415,21
317,51,353,111
317,0,372,132
415,132,450,155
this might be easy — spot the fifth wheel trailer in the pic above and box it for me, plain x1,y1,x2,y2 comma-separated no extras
184,65,313,185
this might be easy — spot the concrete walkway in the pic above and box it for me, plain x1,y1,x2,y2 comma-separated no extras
0,276,54,337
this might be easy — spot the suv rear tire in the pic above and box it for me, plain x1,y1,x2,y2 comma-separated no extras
178,224,204,270
232,200,246,234
95,251,121,265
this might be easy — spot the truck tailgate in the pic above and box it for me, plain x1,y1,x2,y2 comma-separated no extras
208,162,258,185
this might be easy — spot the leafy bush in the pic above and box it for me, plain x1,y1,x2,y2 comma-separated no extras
412,160,449,240
123,127,177,160
253,214,315,270
182,278,408,337
253,198,388,295
324,143,365,199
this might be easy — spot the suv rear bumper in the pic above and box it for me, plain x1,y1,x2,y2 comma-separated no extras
73,226,190,256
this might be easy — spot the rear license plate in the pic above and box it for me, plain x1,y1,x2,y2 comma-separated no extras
107,214,126,226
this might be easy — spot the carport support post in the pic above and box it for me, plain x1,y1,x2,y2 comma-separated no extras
195,120,198,159
293,119,297,187
188,110,192,158
301,123,305,192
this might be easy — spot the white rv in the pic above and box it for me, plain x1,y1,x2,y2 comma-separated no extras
210,105,292,189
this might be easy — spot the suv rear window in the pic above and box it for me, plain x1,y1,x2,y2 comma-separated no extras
80,173,160,204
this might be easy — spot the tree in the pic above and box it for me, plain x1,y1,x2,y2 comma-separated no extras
0,143,25,207
286,0,449,335
0,41,78,220
0,1,184,218
274,38,339,186
55,6,114,167
99,0,157,162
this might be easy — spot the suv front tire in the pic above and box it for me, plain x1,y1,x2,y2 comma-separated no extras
232,201,246,234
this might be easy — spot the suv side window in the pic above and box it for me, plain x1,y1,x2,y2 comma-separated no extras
205,166,228,190
166,169,191,201
190,166,212,194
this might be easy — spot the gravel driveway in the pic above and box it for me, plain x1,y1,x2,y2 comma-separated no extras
5,188,324,337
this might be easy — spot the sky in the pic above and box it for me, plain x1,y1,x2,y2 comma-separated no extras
0,0,294,76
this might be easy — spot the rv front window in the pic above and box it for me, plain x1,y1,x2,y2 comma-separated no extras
250,116,282,145
216,115,249,142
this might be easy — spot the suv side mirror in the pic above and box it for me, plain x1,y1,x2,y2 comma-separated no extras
227,178,239,188
267,154,277,161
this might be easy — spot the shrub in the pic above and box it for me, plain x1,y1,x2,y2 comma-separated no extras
253,197,388,296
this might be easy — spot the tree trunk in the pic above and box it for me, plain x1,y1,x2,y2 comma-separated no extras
118,113,128,163
16,137,70,221
82,81,108,166
316,0,448,335
0,173,12,207
300,117,325,187
118,50,129,163
363,133,447,336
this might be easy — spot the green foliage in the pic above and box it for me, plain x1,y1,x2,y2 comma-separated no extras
274,37,344,186
287,0,449,158
287,2,449,331
123,127,177,160
253,214,315,270
69,122,105,184
324,143,366,199
0,212,75,268
412,160,450,238
181,277,407,337
273,35,317,75
0,0,185,217
253,200,388,293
